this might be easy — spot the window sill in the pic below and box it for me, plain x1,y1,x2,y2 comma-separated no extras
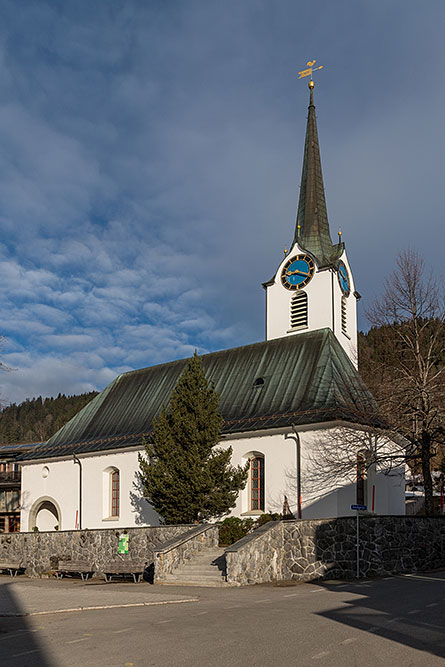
102,516,120,522
241,510,265,517
287,325,308,333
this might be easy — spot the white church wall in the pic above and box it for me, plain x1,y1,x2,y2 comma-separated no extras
331,252,358,367
21,448,160,532
221,432,297,517
265,246,358,367
298,427,405,518
20,425,405,532
266,265,332,340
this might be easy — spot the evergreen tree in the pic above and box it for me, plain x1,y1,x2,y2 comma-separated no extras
139,351,248,524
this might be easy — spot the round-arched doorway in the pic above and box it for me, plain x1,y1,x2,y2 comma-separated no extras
29,497,62,531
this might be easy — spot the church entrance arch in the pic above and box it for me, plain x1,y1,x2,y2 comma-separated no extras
29,496,62,532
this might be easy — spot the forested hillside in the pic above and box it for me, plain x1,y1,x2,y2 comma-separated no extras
0,392,98,444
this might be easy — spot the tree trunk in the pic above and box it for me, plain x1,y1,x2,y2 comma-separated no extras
421,431,434,515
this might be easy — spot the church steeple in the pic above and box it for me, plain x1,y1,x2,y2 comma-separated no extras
294,82,343,267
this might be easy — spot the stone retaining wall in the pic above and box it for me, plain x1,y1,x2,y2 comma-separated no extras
225,520,282,585
225,517,445,586
0,525,191,577
154,524,219,581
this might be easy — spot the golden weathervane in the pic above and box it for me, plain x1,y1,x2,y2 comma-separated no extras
298,60,324,87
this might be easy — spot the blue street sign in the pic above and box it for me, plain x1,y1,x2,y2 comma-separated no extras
351,504,367,511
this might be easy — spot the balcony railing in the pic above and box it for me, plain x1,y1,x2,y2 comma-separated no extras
0,471,21,483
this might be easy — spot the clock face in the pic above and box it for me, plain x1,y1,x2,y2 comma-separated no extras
337,260,350,296
281,254,315,290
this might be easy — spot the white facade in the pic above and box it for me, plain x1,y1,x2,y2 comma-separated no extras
21,448,161,532
20,424,405,531
265,243,358,367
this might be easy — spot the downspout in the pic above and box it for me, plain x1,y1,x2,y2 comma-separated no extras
285,424,302,519
73,454,82,530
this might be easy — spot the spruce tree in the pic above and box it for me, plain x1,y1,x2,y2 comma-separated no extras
139,352,248,524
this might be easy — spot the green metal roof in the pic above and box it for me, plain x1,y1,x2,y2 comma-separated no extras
294,87,343,268
20,329,380,461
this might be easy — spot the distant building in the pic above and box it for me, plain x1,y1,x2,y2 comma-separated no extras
18,83,405,531
0,443,42,532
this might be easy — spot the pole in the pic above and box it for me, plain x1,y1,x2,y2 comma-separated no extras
356,509,360,578
73,455,82,530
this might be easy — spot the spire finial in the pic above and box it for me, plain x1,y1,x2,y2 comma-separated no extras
298,60,324,84
298,60,323,107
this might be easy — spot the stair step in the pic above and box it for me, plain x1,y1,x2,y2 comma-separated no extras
157,547,228,587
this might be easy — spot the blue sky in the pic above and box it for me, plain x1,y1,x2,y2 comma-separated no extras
0,0,444,404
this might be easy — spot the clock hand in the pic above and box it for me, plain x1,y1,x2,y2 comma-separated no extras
287,268,311,277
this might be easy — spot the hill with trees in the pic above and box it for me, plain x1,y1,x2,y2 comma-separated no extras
0,392,98,444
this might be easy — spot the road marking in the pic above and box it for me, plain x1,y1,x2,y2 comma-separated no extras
368,626,379,632
113,628,132,634
157,619,172,624
0,629,39,642
398,574,444,583
426,602,438,608
226,605,241,609
23,597,199,617
310,589,324,593
254,599,271,603
67,638,89,644
11,649,40,658
340,638,357,645
193,611,208,616
387,616,401,624
312,651,330,659
407,609,421,614
284,593,299,597
383,577,392,580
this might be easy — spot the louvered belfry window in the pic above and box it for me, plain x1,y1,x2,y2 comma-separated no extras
250,457,265,511
111,469,120,517
290,291,308,329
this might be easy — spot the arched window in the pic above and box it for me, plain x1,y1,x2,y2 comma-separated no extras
250,456,265,511
356,452,367,506
290,291,308,329
110,469,120,518
341,296,347,335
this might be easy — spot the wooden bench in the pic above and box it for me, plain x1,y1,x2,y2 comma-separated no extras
102,561,147,583
0,561,24,577
56,560,95,581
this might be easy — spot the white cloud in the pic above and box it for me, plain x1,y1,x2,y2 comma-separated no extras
0,1,443,404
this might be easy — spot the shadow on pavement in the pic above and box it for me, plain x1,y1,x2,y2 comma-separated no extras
316,571,445,660
0,580,54,666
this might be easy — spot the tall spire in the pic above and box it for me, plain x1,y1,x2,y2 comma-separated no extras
294,82,343,267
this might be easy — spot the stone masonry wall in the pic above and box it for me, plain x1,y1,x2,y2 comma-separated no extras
225,520,283,586
154,525,219,581
0,525,191,577
225,517,445,585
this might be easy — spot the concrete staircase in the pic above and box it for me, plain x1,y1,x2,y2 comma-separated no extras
161,547,228,586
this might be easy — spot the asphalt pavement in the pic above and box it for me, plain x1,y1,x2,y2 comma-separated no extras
0,571,444,666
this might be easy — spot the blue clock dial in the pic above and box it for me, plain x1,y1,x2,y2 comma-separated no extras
281,254,315,290
337,260,350,296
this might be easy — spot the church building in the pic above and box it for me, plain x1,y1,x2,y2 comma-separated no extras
18,82,405,532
